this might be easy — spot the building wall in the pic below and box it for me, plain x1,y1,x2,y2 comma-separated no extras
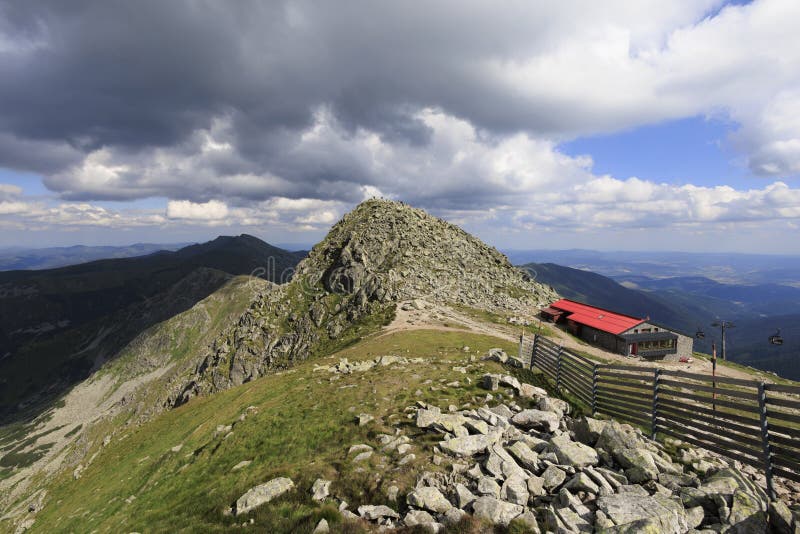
576,325,626,355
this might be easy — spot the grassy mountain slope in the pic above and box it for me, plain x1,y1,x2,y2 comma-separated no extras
0,275,268,511
0,235,305,424
10,330,518,533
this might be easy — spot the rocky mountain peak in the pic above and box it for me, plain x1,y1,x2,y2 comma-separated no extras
295,199,556,312
169,200,557,405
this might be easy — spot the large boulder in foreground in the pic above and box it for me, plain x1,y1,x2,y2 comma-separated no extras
550,433,599,468
471,496,523,527
235,477,294,515
597,492,687,534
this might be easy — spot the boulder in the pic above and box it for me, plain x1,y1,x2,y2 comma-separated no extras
510,409,560,432
477,476,502,498
527,475,545,496
311,478,331,501
313,518,329,533
517,383,548,399
235,477,294,515
500,474,529,506
564,472,600,494
595,421,646,453
356,413,374,426
499,375,521,391
616,448,659,483
439,431,502,457
514,510,541,532
471,496,523,527
416,409,469,432
358,504,400,521
454,483,477,509
573,417,608,446
541,465,567,491
507,441,539,471
726,488,767,533
549,433,599,468
482,374,500,391
537,397,569,417
406,486,453,514
484,442,526,480
597,492,688,534
404,509,436,526
484,349,508,363
768,500,794,534
443,508,468,525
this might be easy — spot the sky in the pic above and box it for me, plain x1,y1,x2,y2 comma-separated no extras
1,0,800,253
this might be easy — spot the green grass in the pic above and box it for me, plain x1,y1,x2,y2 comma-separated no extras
23,330,518,533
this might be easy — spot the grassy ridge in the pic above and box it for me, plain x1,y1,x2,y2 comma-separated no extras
25,330,517,533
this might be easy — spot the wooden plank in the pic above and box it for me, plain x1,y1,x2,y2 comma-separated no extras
765,383,800,394
658,402,760,438
659,379,758,401
559,365,592,387
767,409,800,425
770,445,800,468
658,398,759,427
597,390,651,409
559,360,592,380
658,390,759,414
768,422,800,437
658,427,764,470
560,370,592,395
597,394,651,417
765,396,800,410
596,376,653,391
597,384,653,403
564,387,592,407
599,364,654,374
768,433,800,450
772,465,800,483
562,350,596,368
597,403,651,428
561,357,593,374
656,413,764,452
660,370,761,388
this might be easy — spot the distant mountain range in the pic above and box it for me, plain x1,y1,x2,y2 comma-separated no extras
522,261,800,380
0,243,196,271
0,235,306,423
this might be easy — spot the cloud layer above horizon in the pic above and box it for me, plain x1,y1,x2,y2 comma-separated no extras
1,0,800,249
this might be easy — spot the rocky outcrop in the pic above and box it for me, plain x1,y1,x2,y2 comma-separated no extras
234,477,294,516
166,199,556,407
328,381,777,532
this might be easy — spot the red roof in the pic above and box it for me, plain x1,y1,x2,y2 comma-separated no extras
549,299,645,336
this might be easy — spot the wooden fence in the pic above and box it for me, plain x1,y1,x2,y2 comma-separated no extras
519,333,800,498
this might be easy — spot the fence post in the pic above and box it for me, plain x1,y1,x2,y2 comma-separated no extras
591,364,599,416
651,368,661,440
530,334,539,371
556,345,563,392
518,331,524,362
757,382,775,500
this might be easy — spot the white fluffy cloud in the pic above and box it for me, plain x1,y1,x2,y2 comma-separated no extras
1,0,800,246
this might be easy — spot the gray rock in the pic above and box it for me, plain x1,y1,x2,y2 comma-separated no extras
455,483,477,509
313,518,329,533
595,420,646,453
416,409,469,433
358,504,400,521
484,442,526,480
768,499,794,534
527,475,545,496
356,413,374,426
477,476,502,498
573,417,608,446
517,383,548,399
482,374,500,391
537,397,569,417
549,433,599,467
556,507,592,532
500,474,529,506
387,485,399,501
564,471,600,494
616,448,658,483
471,496,524,527
464,419,489,435
514,510,541,533
235,477,295,515
727,489,767,533
686,505,705,530
443,507,468,525
597,492,688,534
348,444,373,455
541,464,567,491
583,466,614,495
311,478,331,501
352,451,373,462
406,486,453,514
489,403,514,419
499,375,521,391
510,409,560,432
484,349,508,363
439,431,502,457
507,441,539,471
404,509,435,526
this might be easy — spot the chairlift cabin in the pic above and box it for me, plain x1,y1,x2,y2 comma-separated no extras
769,329,784,346
695,328,705,339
